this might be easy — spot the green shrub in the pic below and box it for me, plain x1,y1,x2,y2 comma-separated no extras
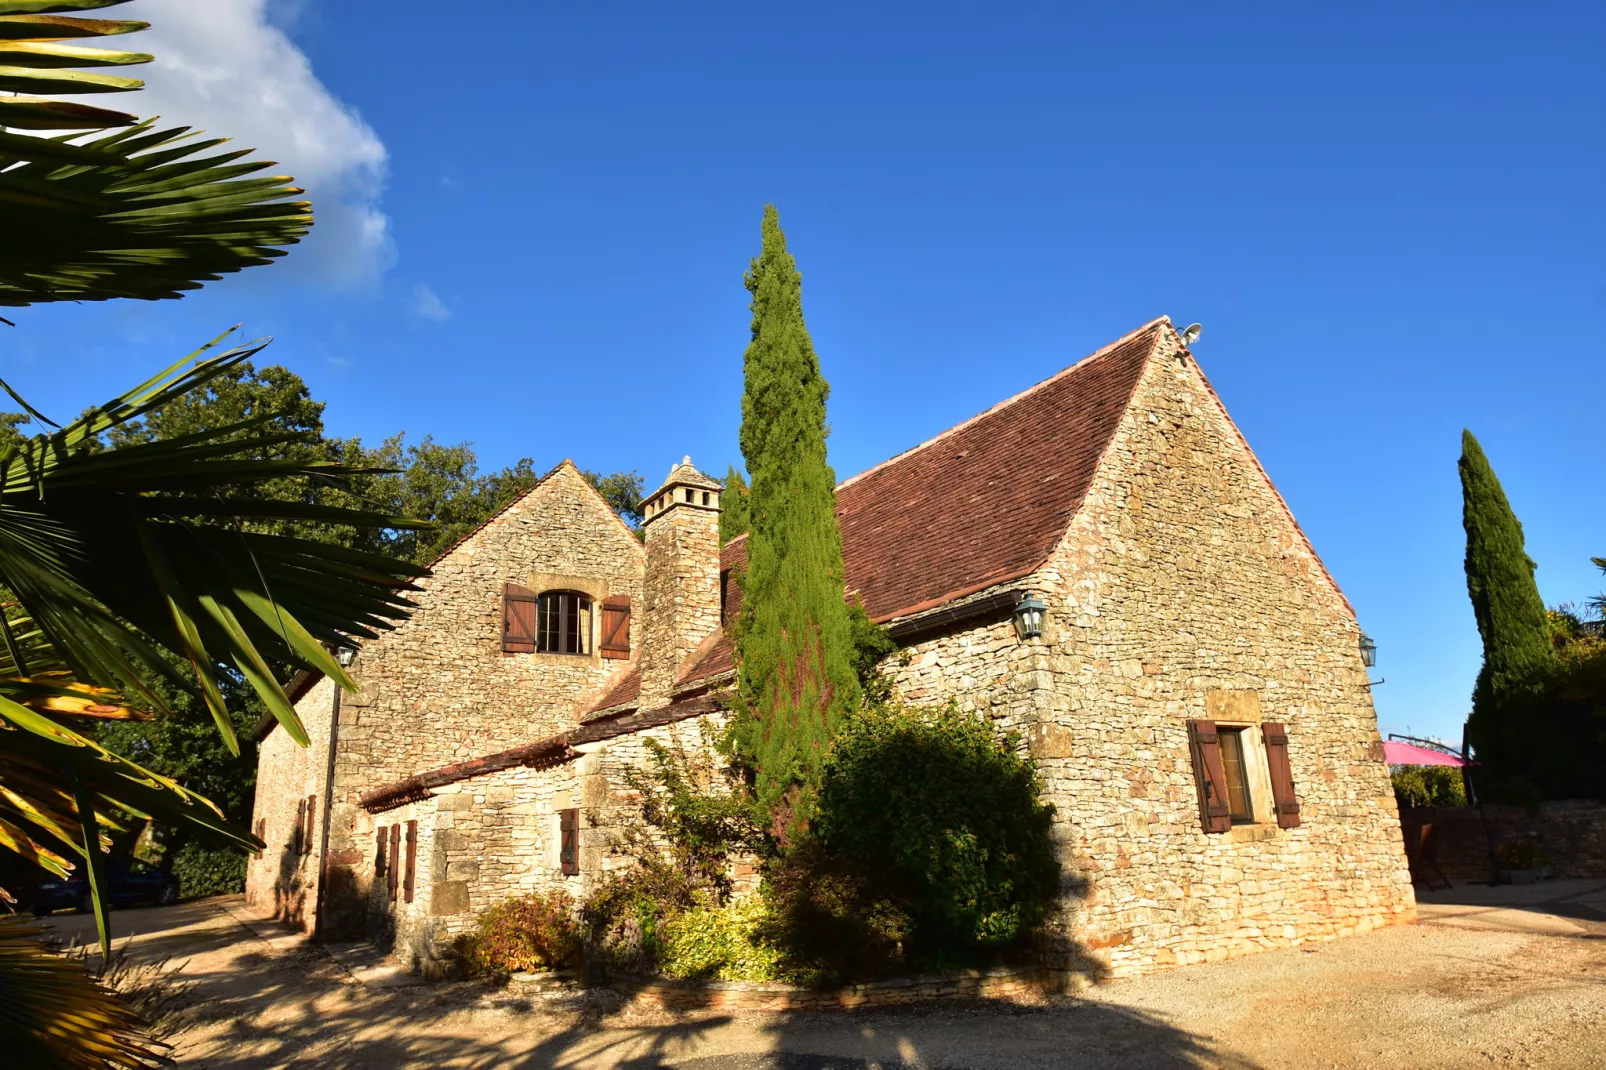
455,890,579,981
170,842,246,899
760,837,910,986
812,702,1058,969
658,896,787,982
1391,765,1468,809
580,860,700,975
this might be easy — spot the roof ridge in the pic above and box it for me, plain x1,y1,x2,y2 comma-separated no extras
836,317,1171,493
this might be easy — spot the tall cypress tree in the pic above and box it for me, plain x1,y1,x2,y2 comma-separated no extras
721,465,751,545
1460,430,1552,781
733,205,861,836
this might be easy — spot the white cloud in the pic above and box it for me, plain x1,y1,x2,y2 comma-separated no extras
412,284,451,322
114,1,393,288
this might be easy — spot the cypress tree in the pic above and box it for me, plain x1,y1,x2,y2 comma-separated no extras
720,465,750,545
1460,430,1552,783
733,205,861,837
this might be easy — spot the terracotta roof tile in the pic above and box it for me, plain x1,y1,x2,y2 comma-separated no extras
680,321,1164,686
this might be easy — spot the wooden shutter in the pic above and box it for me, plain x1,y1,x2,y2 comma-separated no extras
559,808,579,875
305,795,317,855
1187,719,1233,834
388,824,401,900
375,826,387,881
404,821,418,903
1262,722,1302,829
600,596,632,659
503,582,538,653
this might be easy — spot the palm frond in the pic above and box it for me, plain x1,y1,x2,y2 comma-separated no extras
0,2,313,305
0,916,165,1068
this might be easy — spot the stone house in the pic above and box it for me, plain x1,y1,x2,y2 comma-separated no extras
246,316,1415,982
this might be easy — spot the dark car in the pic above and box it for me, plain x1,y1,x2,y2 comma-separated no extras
28,857,179,916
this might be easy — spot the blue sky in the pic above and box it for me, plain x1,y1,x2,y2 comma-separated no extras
9,2,1603,746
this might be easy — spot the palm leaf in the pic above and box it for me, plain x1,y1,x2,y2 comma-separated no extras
0,1,313,305
0,916,165,1069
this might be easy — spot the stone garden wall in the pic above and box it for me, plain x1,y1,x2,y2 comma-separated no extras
1399,801,1606,881
614,965,1046,1012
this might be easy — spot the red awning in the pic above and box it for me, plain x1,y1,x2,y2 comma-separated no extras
1382,740,1467,767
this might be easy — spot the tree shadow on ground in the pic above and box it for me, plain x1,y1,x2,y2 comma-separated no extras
84,899,1260,1070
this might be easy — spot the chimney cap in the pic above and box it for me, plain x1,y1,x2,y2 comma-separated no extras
640,455,724,522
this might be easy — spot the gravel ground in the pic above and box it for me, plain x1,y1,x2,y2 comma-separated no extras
40,881,1606,1070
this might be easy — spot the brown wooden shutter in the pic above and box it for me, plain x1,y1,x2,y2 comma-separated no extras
388,824,401,900
404,821,418,903
375,826,387,881
600,596,632,659
559,808,579,875
503,582,538,653
1262,722,1302,829
1187,719,1233,834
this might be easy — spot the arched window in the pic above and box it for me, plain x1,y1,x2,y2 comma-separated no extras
537,590,591,655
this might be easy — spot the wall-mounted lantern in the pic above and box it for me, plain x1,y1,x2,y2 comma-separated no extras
1359,633,1377,669
1013,594,1047,641
335,644,358,668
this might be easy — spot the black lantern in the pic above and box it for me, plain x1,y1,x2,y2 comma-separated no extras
1013,594,1047,641
1359,633,1377,669
335,644,358,668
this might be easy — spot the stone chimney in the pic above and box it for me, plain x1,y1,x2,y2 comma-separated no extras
638,457,723,709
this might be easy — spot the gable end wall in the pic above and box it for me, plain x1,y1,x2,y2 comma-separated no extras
1037,330,1415,976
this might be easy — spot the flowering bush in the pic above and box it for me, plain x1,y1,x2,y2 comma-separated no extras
455,890,579,981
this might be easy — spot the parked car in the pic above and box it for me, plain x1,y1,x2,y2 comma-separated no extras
28,857,179,916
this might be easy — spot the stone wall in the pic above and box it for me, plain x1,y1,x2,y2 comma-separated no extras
1041,333,1414,975
245,676,335,932
263,461,646,938
638,489,722,708
1399,801,1606,881
615,965,1045,1012
886,332,1414,979
366,712,731,971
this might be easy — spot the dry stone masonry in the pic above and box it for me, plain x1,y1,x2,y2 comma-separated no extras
248,317,1414,984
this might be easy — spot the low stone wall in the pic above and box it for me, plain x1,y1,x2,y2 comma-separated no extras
1399,800,1606,881
613,966,1045,1012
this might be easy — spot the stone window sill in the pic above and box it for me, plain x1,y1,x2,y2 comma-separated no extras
1225,823,1279,843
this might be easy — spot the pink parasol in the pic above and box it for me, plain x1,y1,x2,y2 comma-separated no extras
1382,740,1467,767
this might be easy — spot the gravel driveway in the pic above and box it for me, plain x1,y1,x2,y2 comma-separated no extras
40,880,1606,1069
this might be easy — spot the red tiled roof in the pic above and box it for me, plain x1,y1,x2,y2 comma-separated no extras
361,690,725,814
836,321,1159,619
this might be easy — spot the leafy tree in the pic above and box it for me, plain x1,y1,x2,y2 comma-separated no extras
731,206,860,838
720,465,750,545
1590,557,1606,621
581,468,647,531
1459,430,1554,793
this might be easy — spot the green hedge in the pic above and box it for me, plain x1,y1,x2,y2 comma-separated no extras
170,843,246,899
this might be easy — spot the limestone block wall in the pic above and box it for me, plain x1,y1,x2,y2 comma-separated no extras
365,712,732,970
1036,336,1414,976
315,462,645,933
883,337,1413,979
245,676,336,932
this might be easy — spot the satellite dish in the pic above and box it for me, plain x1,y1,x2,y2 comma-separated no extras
1180,322,1202,346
